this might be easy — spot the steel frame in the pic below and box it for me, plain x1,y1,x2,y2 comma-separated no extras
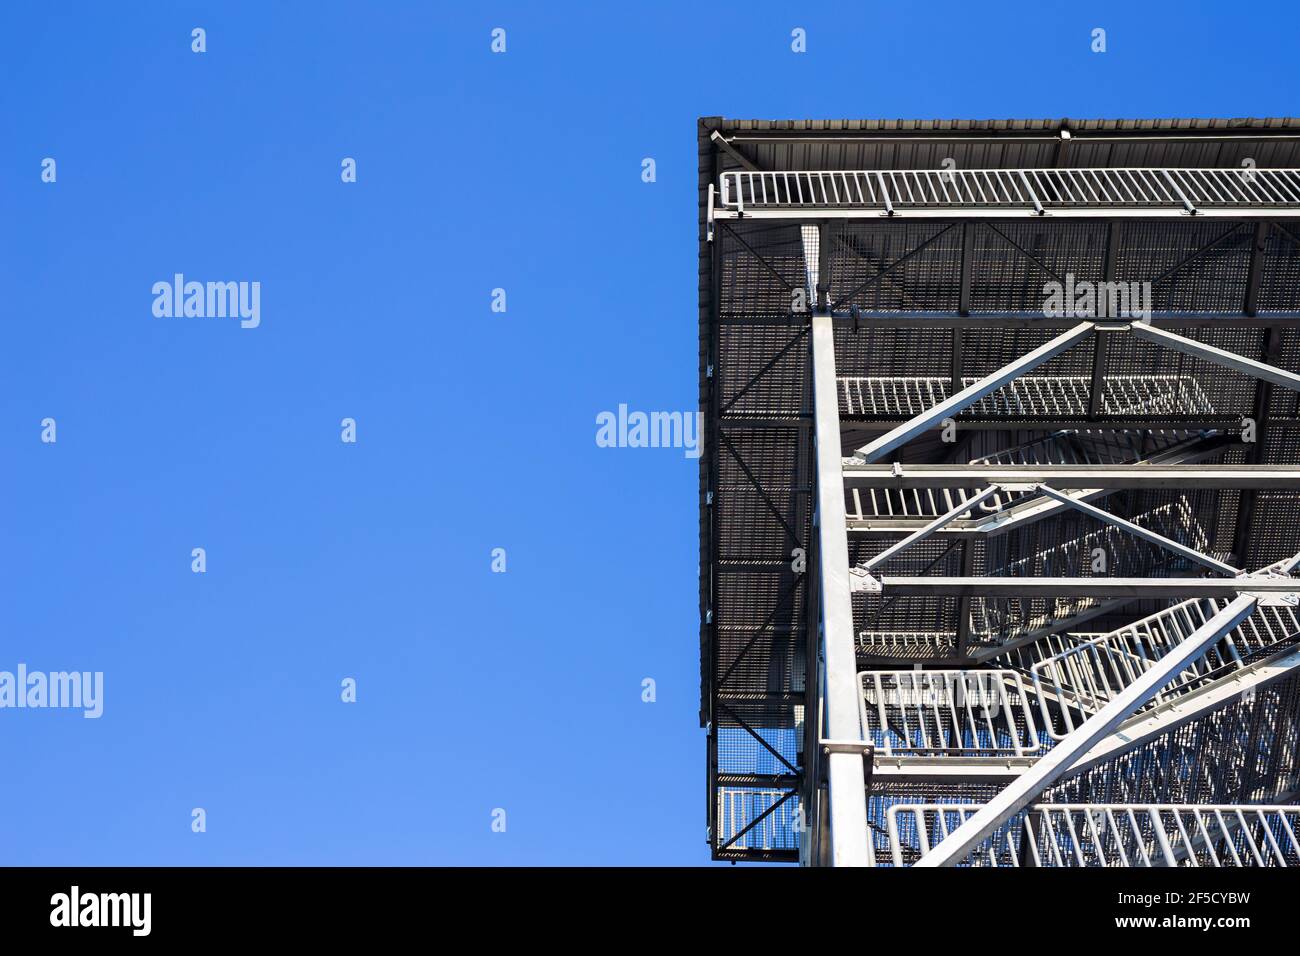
700,122,1300,863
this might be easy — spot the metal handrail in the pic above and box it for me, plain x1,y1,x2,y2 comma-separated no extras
716,167,1300,217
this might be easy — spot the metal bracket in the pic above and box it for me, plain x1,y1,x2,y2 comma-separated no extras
816,741,874,787
849,566,882,594
1243,571,1300,606
706,183,716,242
820,740,875,757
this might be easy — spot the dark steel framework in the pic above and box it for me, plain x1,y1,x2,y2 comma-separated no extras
698,117,1300,864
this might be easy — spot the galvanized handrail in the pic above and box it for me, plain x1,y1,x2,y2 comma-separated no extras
716,167,1300,218
857,669,1043,756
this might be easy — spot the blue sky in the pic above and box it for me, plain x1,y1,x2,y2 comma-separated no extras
1,2,1296,865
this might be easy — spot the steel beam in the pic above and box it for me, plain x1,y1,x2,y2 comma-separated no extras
844,418,1239,432
1132,321,1300,393
1088,222,1123,417
710,130,759,172
720,312,1300,329
811,307,871,867
912,594,1260,867
878,577,1297,598
849,434,1234,535
853,322,1095,462
1233,325,1283,565
842,463,1300,491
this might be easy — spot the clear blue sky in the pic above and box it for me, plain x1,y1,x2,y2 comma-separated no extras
1,2,1296,865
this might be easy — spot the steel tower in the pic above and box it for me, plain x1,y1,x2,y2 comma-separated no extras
698,117,1300,866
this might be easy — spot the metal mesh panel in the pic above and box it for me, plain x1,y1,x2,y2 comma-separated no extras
718,221,806,315
1117,220,1254,311
970,221,1108,313
717,325,807,419
1258,224,1300,312
852,538,962,650
835,325,952,378
828,222,963,311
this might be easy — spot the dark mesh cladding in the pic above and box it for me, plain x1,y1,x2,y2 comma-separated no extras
969,221,1108,313
835,325,951,378
829,221,963,312
962,327,1088,377
1258,224,1300,312
851,536,962,653
1118,220,1255,312
699,117,1300,863
719,220,807,315
717,325,807,418
708,216,813,861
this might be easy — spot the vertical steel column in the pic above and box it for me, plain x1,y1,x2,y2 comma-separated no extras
1088,221,1122,418
1234,315,1282,566
811,301,871,866
953,222,973,392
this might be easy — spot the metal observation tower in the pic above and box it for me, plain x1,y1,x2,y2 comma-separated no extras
697,117,1300,866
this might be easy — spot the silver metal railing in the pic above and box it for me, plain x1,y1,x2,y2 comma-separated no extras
839,374,1214,419
857,669,1043,756
717,167,1300,218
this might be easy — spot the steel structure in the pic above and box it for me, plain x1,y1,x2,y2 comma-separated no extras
698,117,1300,864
